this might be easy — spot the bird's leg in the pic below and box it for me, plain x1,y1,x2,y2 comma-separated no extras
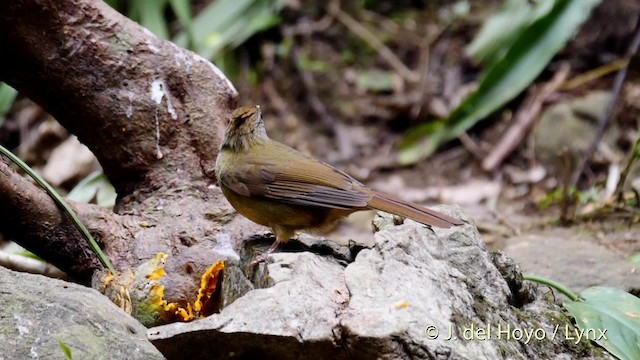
251,226,294,265
251,238,281,265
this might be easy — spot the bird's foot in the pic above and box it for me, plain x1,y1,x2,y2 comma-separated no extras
251,252,270,265
250,238,281,266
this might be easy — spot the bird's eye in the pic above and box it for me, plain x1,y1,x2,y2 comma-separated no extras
233,116,247,127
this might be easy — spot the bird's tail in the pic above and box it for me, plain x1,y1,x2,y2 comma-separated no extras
367,191,464,228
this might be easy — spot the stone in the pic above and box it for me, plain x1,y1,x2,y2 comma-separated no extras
0,267,163,360
503,229,640,294
148,207,606,359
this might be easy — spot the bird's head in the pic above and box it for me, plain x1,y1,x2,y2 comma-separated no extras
221,105,268,151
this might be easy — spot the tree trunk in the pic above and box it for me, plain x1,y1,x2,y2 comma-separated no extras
0,0,258,322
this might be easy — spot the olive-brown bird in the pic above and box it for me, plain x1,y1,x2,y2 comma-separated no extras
215,105,464,262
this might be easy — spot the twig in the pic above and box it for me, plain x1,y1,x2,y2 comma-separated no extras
489,209,522,236
410,25,447,118
0,251,67,279
570,17,640,187
262,78,291,116
559,58,628,91
614,136,640,201
328,0,419,83
286,15,335,36
574,201,640,222
482,63,570,171
410,35,432,119
459,132,485,161
606,203,640,216
559,147,575,225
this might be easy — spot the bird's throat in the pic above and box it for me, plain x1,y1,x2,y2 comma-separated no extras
222,130,268,152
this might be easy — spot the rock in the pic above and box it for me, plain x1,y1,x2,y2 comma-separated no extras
534,91,620,162
148,207,605,359
0,267,163,360
150,251,347,359
41,135,100,187
503,229,640,294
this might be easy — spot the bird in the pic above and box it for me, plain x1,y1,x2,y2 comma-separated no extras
215,105,464,263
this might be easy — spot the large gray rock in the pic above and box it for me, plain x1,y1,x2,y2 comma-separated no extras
149,208,607,359
0,267,164,360
503,229,640,294
533,91,620,162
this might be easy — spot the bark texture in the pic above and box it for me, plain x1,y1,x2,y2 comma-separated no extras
0,0,259,305
0,0,236,196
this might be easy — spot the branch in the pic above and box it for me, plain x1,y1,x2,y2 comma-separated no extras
0,0,237,198
328,0,419,83
482,63,570,171
0,0,247,311
569,16,640,187
0,158,128,283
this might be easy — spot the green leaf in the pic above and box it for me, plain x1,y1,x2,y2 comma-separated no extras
57,339,73,360
452,1,471,18
3,242,43,260
129,0,170,39
173,0,255,54
67,171,117,209
173,0,288,58
102,0,120,9
399,0,602,164
0,82,18,127
466,0,554,66
17,250,44,261
356,70,395,92
629,252,640,264
168,0,194,48
296,51,328,72
565,287,640,360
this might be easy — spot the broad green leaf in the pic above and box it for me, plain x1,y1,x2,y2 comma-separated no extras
168,0,194,48
173,0,288,58
399,0,602,164
629,252,640,264
565,287,640,360
102,0,120,9
466,0,554,66
67,171,117,209
173,0,256,53
96,183,117,209
0,82,18,127
129,0,170,39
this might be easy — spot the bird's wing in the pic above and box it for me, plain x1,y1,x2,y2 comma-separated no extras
219,143,371,209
